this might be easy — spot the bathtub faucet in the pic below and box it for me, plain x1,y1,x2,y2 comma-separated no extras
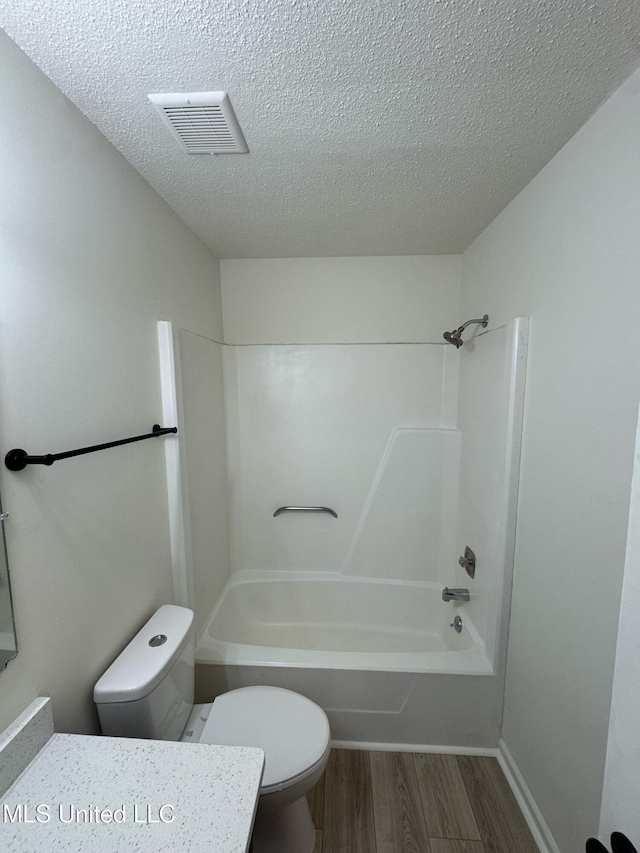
442,587,470,602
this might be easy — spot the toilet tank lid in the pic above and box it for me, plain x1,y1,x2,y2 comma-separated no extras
94,605,194,704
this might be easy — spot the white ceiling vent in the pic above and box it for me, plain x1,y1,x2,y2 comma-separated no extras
148,91,248,154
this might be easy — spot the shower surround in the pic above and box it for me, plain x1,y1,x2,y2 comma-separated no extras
160,258,528,748
223,343,460,583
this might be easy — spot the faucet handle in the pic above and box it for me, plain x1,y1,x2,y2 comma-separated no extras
458,546,476,578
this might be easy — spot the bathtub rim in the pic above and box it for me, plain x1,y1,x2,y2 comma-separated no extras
195,570,494,676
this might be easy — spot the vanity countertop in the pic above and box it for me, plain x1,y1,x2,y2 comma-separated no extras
1,720,264,852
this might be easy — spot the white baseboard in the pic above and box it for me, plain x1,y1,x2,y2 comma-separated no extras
331,739,498,756
497,738,560,853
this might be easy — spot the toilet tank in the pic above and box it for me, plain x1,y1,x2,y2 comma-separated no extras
94,605,194,741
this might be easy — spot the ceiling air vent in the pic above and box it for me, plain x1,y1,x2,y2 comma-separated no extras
148,91,248,154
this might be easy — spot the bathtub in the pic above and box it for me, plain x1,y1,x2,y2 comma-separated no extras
196,572,492,675
195,573,501,749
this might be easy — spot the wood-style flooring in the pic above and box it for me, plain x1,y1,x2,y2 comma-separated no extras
307,749,539,853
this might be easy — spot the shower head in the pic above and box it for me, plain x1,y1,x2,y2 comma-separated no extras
443,315,489,348
443,329,464,348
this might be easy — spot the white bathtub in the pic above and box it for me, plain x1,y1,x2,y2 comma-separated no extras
195,573,501,748
195,572,501,748
196,572,492,675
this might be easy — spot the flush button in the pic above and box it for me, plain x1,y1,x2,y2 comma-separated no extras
149,634,167,647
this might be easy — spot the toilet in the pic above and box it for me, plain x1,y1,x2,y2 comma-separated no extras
94,604,330,853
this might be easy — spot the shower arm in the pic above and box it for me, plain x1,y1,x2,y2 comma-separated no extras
457,315,489,333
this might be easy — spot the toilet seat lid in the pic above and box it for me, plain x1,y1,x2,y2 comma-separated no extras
200,686,330,789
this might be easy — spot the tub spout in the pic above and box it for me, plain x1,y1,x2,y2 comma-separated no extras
442,587,470,602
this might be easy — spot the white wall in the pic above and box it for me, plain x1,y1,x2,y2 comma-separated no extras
221,257,462,581
599,402,640,843
0,30,222,734
461,67,640,852
221,256,460,343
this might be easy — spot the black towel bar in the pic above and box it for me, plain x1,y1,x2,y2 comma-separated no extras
4,425,177,471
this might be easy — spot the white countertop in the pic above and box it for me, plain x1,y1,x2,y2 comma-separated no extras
1,706,264,853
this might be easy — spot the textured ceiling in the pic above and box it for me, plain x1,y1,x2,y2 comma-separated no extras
1,1,640,258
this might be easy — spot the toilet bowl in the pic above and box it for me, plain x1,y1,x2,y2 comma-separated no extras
202,684,330,851
94,605,330,853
